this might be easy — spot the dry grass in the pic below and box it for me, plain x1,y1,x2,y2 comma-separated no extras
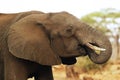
27,61,120,80
53,61,120,80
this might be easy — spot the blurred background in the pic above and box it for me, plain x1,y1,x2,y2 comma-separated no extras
0,0,120,80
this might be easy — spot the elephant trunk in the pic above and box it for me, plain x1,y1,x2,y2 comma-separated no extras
75,22,112,64
86,37,112,64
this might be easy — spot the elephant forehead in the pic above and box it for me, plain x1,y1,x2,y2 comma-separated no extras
51,12,79,25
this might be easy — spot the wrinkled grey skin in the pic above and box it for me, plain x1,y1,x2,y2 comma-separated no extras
0,11,112,80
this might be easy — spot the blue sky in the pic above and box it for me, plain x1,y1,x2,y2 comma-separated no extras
0,0,120,18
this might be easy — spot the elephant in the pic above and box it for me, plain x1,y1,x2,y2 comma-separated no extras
0,10,112,80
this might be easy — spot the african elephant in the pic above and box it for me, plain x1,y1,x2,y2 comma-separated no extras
0,11,112,80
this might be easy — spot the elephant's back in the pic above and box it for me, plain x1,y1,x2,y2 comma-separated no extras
0,13,19,49
0,13,18,26
0,13,19,35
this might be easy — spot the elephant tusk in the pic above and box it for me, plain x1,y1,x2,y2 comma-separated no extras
86,43,106,54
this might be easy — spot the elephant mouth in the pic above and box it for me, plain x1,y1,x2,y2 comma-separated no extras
60,43,106,65
57,40,107,65
60,57,77,65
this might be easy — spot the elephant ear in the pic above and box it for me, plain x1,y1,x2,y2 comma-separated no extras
7,14,61,65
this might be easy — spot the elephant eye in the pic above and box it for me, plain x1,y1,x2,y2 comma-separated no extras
66,25,73,33
64,25,74,37
60,25,75,37
66,28,72,33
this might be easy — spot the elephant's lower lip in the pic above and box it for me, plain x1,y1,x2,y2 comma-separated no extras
60,57,77,65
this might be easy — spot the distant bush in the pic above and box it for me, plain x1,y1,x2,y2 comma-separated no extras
75,56,106,72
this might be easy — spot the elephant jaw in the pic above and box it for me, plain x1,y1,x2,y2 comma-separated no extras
59,43,106,65
85,43,106,55
60,57,77,65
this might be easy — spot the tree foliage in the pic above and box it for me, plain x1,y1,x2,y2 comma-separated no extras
81,8,120,34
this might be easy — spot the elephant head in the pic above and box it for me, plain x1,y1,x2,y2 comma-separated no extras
7,11,112,66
